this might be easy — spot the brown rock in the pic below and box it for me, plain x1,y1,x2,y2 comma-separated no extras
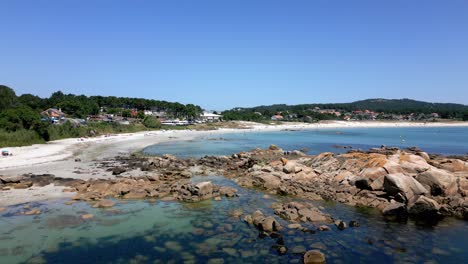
13,181,33,189
383,173,428,201
439,159,468,172
416,168,458,196
123,189,148,199
93,199,116,208
81,214,94,220
24,209,41,215
219,186,237,197
283,162,296,174
304,250,326,264
269,144,280,150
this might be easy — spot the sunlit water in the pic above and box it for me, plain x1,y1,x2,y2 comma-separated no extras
144,127,468,157
2,127,468,263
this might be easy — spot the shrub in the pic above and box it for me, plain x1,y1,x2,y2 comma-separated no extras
143,116,161,128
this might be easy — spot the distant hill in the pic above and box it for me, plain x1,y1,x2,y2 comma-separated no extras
222,98,468,121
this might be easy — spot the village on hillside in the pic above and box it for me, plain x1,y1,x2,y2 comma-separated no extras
267,107,441,122
40,107,223,126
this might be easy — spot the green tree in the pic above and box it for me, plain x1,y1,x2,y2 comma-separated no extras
122,110,131,118
137,111,145,119
0,85,18,111
143,116,161,128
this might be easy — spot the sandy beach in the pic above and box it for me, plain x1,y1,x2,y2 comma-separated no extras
1,120,467,206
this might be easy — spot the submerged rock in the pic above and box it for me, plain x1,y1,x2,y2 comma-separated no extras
245,210,282,233
334,220,347,230
93,199,115,208
274,202,331,223
46,215,85,229
303,250,326,264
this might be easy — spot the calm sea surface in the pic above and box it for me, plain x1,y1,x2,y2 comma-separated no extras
144,127,468,157
1,127,468,263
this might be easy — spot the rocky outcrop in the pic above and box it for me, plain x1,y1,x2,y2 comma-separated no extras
416,168,458,196
273,202,332,223
173,181,217,202
244,210,282,233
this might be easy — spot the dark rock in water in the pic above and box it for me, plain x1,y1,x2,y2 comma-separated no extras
274,202,331,223
408,196,441,219
382,202,407,217
304,250,326,264
219,186,237,197
349,220,360,227
334,220,347,230
277,245,288,255
246,210,282,233
317,225,330,231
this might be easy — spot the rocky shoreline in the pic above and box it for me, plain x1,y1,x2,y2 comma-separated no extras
1,145,468,262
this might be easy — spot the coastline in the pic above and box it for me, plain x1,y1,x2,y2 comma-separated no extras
1,120,467,206
1,120,468,171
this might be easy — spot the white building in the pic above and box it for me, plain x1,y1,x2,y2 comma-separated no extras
200,112,222,122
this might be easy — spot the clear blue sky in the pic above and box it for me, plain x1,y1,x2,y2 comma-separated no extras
1,0,467,110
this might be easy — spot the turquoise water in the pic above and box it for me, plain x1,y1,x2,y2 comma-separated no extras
1,176,467,263
144,127,468,157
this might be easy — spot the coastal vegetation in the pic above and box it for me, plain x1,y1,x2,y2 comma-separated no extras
0,85,202,147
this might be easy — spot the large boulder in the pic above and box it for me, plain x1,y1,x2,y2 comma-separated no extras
399,153,431,174
458,177,468,197
408,196,441,218
194,181,213,199
359,167,387,181
283,162,297,174
416,168,458,196
383,173,429,202
252,172,282,190
439,159,468,172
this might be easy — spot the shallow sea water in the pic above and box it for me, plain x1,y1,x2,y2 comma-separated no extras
1,176,467,263
144,127,468,157
1,127,468,263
